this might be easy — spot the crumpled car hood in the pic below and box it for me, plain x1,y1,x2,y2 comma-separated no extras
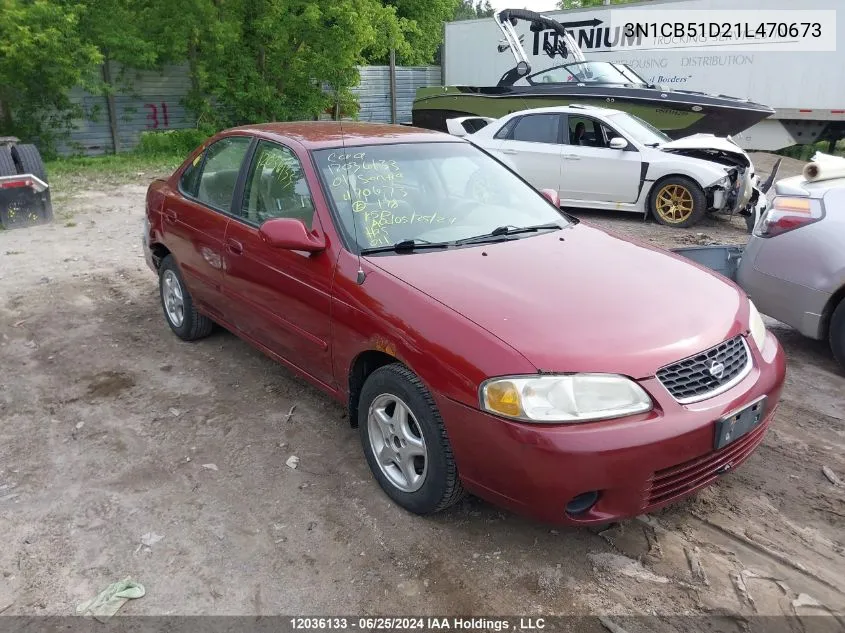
659,134,751,167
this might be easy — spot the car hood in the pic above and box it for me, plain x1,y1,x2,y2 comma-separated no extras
366,225,748,379
659,134,751,167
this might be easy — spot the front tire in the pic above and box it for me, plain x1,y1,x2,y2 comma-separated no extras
358,364,465,515
829,298,845,371
158,255,213,341
650,176,707,228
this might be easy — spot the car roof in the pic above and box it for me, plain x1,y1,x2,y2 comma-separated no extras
502,105,625,117
226,121,458,150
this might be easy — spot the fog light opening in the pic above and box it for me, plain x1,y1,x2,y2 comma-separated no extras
565,491,600,516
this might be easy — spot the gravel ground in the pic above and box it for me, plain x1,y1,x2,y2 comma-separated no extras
0,152,842,624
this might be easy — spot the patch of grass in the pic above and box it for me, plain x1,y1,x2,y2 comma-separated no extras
46,152,185,183
44,128,218,190
137,128,214,156
777,139,845,162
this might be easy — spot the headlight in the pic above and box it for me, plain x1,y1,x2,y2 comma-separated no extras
715,172,731,187
480,374,653,423
748,300,767,351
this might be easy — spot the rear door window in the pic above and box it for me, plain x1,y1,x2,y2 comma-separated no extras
192,136,252,211
510,114,561,144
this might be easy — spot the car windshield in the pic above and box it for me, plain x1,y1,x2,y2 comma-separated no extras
529,61,648,86
605,112,671,146
312,142,569,252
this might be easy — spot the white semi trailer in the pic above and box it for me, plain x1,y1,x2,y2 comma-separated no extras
438,0,844,150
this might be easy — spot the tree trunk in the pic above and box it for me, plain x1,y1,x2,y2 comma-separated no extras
0,97,13,133
101,55,121,154
188,37,201,95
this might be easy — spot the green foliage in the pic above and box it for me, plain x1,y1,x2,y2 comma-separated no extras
381,0,461,64
136,128,216,157
453,0,494,21
68,0,161,69
0,0,102,152
197,0,407,126
777,140,845,161
1,0,462,154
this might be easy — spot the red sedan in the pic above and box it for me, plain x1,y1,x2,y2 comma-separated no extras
143,122,786,525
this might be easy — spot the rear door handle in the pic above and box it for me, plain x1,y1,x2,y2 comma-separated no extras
164,209,178,223
501,149,519,155
225,239,244,255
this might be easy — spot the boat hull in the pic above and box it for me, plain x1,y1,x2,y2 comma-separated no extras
412,86,773,139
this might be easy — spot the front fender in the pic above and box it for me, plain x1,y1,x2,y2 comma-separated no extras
646,158,728,189
329,251,536,409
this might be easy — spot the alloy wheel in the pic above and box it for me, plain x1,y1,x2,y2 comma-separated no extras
367,393,428,493
162,269,185,327
655,184,694,224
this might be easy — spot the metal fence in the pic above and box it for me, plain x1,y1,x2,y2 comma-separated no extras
352,65,442,124
56,64,442,156
55,63,197,156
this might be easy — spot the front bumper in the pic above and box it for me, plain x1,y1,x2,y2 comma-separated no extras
435,331,786,526
142,217,156,273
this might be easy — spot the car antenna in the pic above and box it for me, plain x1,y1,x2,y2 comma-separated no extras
337,116,366,285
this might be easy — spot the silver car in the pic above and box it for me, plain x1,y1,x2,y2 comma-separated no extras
737,175,845,369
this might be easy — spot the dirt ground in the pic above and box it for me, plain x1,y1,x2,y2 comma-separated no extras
0,152,843,626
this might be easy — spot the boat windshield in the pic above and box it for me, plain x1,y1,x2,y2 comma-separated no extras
605,112,672,146
527,61,648,86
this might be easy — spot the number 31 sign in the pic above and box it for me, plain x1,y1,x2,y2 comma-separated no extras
144,102,170,129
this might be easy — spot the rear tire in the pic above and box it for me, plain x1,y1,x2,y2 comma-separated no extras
0,146,16,177
11,144,47,182
159,255,214,341
358,363,465,515
829,299,845,371
649,176,707,228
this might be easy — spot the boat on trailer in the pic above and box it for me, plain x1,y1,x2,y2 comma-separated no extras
412,9,774,139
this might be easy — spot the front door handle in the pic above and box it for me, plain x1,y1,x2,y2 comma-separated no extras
563,154,581,161
501,149,519,155
164,209,178,223
225,239,244,255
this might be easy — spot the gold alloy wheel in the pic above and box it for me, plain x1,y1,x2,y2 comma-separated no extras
654,183,695,224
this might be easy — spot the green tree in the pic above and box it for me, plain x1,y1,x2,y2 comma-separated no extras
194,0,407,125
0,0,102,150
453,0,495,20
382,0,461,64
70,0,161,70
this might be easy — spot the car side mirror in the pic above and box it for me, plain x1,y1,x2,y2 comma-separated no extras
609,137,628,150
259,217,325,252
540,188,560,207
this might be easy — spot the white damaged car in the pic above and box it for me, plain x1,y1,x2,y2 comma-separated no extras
447,105,778,230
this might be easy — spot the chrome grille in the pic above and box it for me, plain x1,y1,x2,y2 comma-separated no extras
657,336,751,403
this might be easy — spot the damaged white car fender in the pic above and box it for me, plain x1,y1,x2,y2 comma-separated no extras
658,133,758,212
